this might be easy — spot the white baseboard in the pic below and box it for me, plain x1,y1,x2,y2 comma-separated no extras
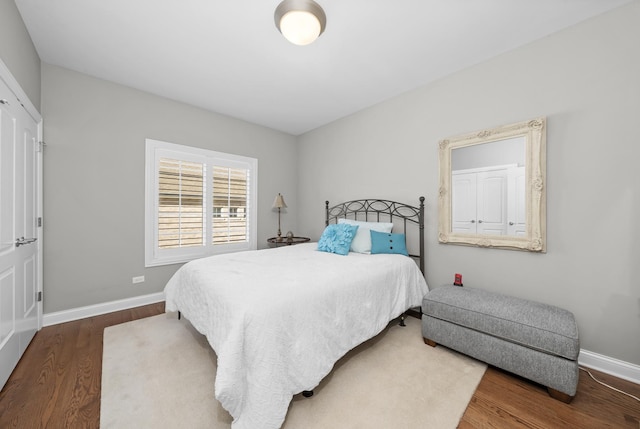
579,349,640,385
43,292,165,327
42,295,640,386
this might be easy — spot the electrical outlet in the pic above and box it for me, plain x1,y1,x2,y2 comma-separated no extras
132,276,145,284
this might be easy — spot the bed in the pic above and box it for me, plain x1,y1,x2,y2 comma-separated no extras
164,197,428,429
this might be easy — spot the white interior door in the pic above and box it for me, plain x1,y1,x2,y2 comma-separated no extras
0,76,41,390
476,169,508,235
451,172,477,233
507,166,526,236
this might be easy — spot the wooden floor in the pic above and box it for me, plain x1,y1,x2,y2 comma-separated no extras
1,303,638,428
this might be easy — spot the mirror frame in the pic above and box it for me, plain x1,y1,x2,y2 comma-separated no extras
438,117,547,252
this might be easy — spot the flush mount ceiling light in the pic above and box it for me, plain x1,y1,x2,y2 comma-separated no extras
274,0,326,46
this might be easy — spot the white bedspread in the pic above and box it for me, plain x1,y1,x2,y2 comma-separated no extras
164,243,428,429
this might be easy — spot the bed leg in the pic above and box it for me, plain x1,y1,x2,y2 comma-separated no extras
178,311,181,320
399,313,406,327
302,390,314,398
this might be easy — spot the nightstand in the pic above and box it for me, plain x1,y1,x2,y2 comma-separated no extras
267,236,310,248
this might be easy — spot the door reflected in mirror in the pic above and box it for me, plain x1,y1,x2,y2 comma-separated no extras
452,136,525,237
438,118,546,252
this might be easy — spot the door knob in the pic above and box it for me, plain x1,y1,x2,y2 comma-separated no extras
15,237,37,247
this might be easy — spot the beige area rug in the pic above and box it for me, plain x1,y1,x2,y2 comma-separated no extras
101,314,486,429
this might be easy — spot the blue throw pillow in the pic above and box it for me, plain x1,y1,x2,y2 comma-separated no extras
317,224,359,255
370,230,409,256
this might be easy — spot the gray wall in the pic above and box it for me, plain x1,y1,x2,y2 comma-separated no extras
297,3,640,366
41,64,298,313
0,0,40,107
452,137,525,171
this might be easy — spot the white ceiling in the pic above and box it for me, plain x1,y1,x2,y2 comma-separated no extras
16,0,632,135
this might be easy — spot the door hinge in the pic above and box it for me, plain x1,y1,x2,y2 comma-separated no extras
36,141,46,152
37,291,43,302
37,217,42,227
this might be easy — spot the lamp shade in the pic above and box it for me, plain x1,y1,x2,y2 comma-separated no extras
275,0,326,46
272,193,287,209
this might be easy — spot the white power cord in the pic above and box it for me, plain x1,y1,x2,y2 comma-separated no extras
579,367,640,402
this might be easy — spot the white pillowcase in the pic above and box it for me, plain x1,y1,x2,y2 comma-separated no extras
337,219,394,253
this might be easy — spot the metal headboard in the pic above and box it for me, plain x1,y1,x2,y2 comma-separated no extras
325,197,425,275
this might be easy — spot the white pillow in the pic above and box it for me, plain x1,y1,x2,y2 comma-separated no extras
337,219,393,253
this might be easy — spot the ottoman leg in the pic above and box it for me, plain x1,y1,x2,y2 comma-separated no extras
423,338,437,347
547,387,573,403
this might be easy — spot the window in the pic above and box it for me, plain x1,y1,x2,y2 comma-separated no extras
145,139,257,267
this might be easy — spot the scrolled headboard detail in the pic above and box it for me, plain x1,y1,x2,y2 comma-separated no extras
325,197,425,275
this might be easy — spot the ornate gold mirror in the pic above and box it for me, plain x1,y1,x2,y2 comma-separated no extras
438,118,546,252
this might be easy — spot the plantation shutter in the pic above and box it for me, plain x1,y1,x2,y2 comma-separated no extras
213,166,249,244
158,158,205,249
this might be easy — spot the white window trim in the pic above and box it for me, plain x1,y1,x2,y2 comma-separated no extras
145,139,258,267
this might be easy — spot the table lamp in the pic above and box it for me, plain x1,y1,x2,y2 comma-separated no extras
272,193,287,241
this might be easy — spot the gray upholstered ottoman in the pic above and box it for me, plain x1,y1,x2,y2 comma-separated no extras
422,286,580,402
